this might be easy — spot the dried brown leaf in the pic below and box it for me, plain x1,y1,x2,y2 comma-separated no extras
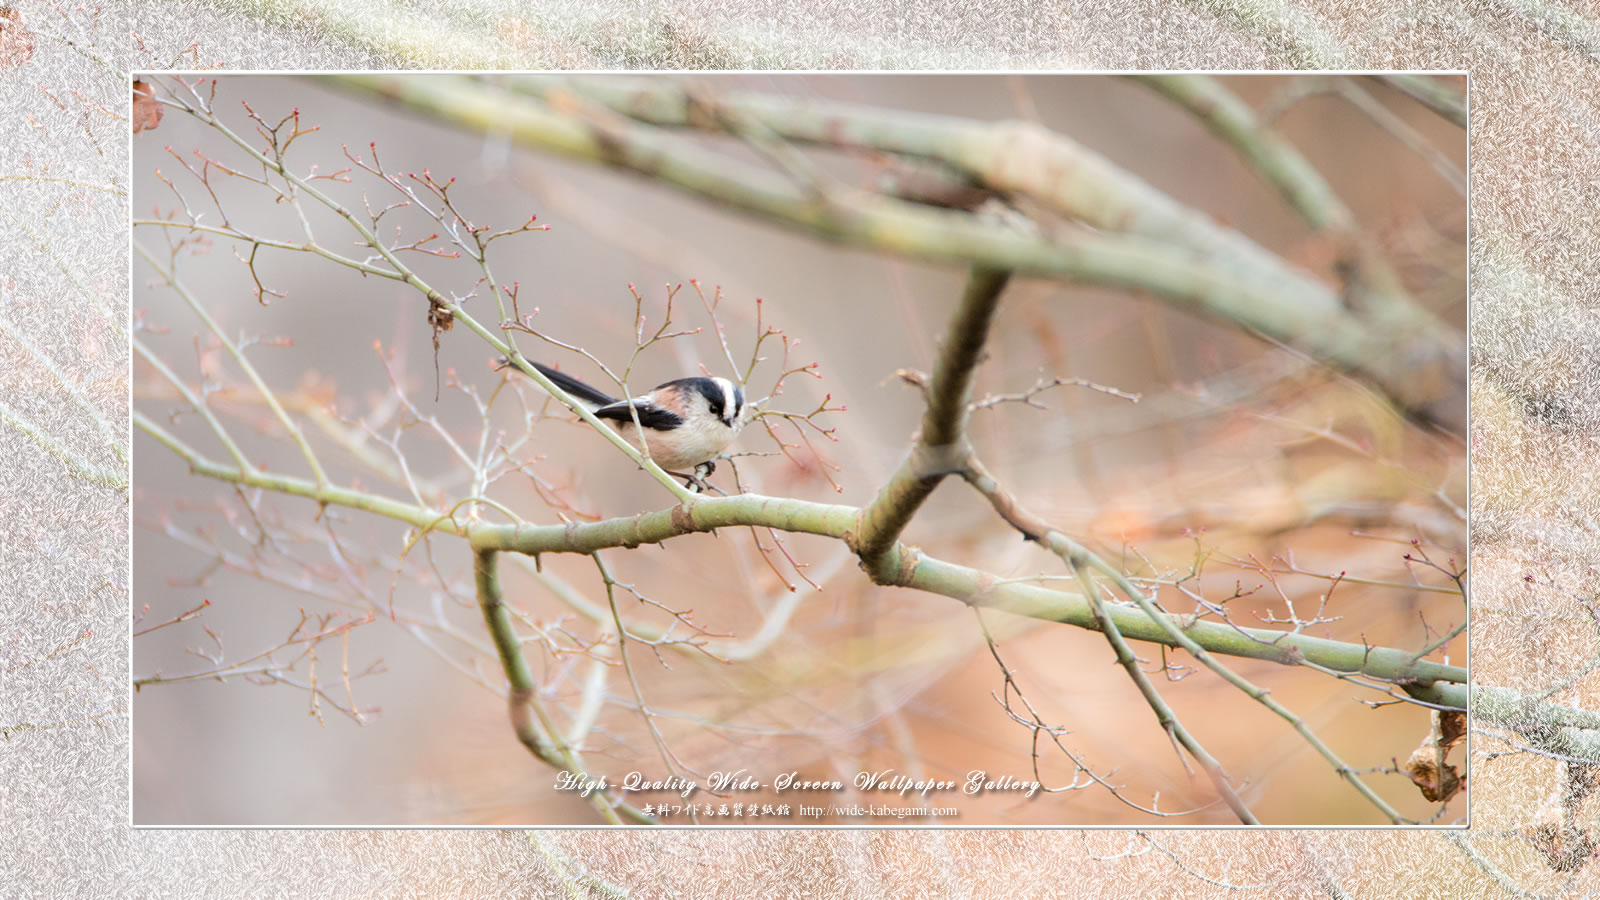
1436,709,1465,752
1402,746,1460,802
1401,709,1466,802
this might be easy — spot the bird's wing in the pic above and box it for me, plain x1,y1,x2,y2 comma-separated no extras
593,400,684,431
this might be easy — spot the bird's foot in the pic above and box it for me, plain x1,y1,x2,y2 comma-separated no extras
675,461,717,494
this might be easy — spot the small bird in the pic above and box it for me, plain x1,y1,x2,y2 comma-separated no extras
498,357,747,484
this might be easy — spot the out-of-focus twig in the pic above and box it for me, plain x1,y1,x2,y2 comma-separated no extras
962,454,1258,823
328,74,1465,437
1373,75,1467,128
473,547,653,825
1133,75,1462,440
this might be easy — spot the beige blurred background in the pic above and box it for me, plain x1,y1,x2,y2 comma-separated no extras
131,74,1465,826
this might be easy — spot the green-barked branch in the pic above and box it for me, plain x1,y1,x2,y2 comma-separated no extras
135,408,1464,695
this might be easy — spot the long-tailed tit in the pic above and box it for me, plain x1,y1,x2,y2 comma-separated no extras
499,357,747,482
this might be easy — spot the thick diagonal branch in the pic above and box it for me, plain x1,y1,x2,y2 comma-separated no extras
853,267,1010,576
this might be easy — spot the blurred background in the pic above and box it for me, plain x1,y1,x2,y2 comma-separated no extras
131,74,1466,826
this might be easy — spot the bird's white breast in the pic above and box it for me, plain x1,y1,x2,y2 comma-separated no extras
615,415,740,471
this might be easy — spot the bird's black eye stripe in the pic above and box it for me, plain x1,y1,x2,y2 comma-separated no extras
657,377,737,419
595,402,684,431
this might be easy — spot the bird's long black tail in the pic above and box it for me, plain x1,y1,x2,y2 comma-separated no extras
503,358,619,407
